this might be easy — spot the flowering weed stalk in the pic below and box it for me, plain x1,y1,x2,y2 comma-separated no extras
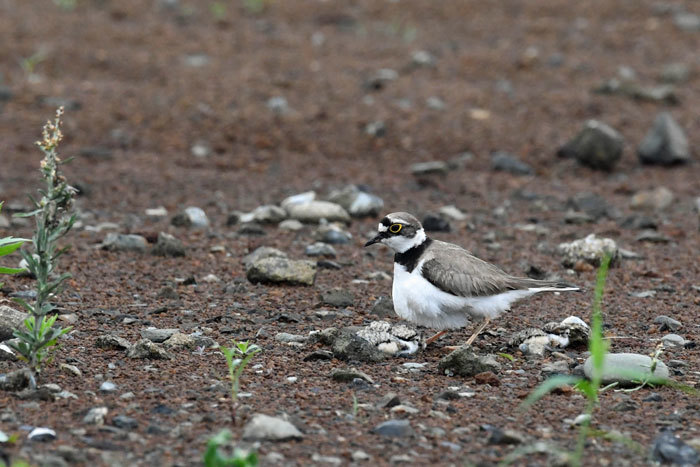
8,107,76,386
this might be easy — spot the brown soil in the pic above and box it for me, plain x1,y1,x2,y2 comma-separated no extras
1,1,699,465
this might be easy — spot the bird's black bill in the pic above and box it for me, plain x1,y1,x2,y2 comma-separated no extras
364,234,384,247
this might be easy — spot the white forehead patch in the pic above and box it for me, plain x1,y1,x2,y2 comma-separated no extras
378,223,388,232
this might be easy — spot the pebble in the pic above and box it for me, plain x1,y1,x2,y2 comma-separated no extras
438,346,501,377
326,185,384,217
0,369,31,391
152,232,186,257
410,161,449,176
241,205,287,224
326,328,386,363
651,430,700,465
95,334,131,351
60,363,82,377
0,305,27,341
370,296,394,318
372,419,414,438
541,360,571,377
654,315,682,332
286,201,350,224
321,288,354,307
635,230,671,243
246,257,317,286
673,12,700,32
567,192,611,221
305,242,336,258
28,427,56,442
242,246,287,267
558,120,623,171
583,353,669,386
438,205,467,221
279,219,303,231
163,332,196,350
112,415,138,430
100,233,147,252
661,334,686,347
630,187,674,211
141,327,178,343
311,454,342,465
281,191,315,210
377,392,401,409
172,206,209,228
81,407,108,426
421,213,451,232
315,224,352,244
274,332,307,344
659,63,691,84
127,339,172,360
266,96,290,115
638,113,690,165
483,425,525,445
99,381,117,393
331,368,374,384
558,233,618,267
241,414,303,441
490,151,533,175
351,450,372,462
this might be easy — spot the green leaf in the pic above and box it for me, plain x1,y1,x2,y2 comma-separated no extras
497,352,515,362
520,375,583,410
0,266,26,274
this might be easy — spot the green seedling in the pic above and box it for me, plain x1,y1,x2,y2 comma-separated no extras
0,202,28,285
20,50,48,75
8,108,76,386
220,340,261,403
203,429,258,467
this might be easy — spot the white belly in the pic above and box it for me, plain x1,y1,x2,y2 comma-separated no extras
391,261,534,330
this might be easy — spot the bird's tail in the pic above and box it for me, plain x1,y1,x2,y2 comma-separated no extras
517,278,580,292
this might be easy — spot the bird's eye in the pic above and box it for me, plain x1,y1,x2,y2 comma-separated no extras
389,223,403,233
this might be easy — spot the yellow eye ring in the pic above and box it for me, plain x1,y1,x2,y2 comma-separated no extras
389,223,403,234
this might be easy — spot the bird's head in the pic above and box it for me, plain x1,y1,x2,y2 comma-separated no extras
364,212,426,253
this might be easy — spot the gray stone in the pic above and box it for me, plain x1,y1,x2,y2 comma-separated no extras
152,232,186,257
631,187,674,211
242,414,303,441
285,201,350,224
410,161,448,176
327,185,384,217
372,419,414,438
438,346,501,377
583,353,669,386
365,120,386,137
163,332,196,350
83,407,108,425
377,392,401,409
243,205,287,224
140,327,179,343
280,191,316,210
541,360,571,377
305,242,337,258
673,12,700,31
558,234,618,267
484,425,525,445
558,120,624,171
635,230,671,243
100,233,148,252
438,205,468,221
315,224,352,244
659,63,691,84
321,288,354,307
330,328,386,363
246,257,317,286
594,79,678,104
567,192,611,220
95,334,131,351
654,315,682,332
274,332,307,344
112,415,138,430
638,113,690,165
652,431,700,465
661,333,686,347
99,381,117,393
0,305,27,341
370,296,394,318
331,368,374,384
190,141,211,158
0,368,31,391
278,219,303,231
490,151,533,175
60,363,82,377
242,246,288,267
311,454,342,465
351,450,372,462
267,96,289,115
184,206,209,227
127,339,172,360
28,427,56,442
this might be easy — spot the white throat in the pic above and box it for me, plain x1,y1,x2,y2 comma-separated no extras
384,228,427,253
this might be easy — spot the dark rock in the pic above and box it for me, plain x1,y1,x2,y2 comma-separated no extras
612,399,639,412
643,393,663,402
156,286,179,300
127,339,172,360
370,296,394,318
330,368,374,384
490,151,533,175
558,120,624,171
567,192,610,220
112,415,138,430
654,315,682,332
152,232,186,257
321,288,354,307
651,431,700,465
483,425,525,445
331,328,385,363
438,346,500,377
100,233,148,252
0,305,27,341
0,368,32,391
422,214,451,232
303,350,334,361
619,215,658,230
372,419,414,438
638,112,691,165
95,334,131,351
377,392,401,408
238,223,266,236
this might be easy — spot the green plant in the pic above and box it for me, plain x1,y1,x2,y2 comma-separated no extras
220,340,261,403
8,107,76,385
0,202,29,286
242,0,265,14
19,50,48,75
210,2,227,20
53,0,77,10
203,430,258,467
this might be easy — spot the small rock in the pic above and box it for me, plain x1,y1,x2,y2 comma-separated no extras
0,305,27,341
474,371,500,386
274,332,307,344
171,206,209,228
0,368,31,391
638,113,690,165
286,201,350,224
112,415,138,430
243,205,287,224
438,205,467,221
583,353,669,386
242,246,287,267
246,257,317,286
661,334,686,347
659,63,691,84
363,68,398,90
140,327,179,343
281,191,315,210
559,234,618,267
326,185,384,217
267,96,289,115
242,414,303,441
351,450,372,462
635,230,671,243
377,392,401,409
190,141,211,158
365,121,386,137
83,407,108,425
422,213,451,232
100,233,147,252
673,12,700,32
630,187,674,211
558,120,624,171
620,214,658,230
651,430,700,465
321,288,354,307
567,192,611,221
410,161,449,176
612,399,639,412
163,332,196,350
491,151,533,175
279,219,303,231
372,419,414,438
331,368,374,384
95,334,131,351
99,381,117,393
303,350,333,361
156,286,179,300
329,328,386,363
305,242,336,258
370,296,394,318
28,427,56,442
541,360,571,377
152,232,186,257
315,224,352,244
654,315,682,332
311,454,342,465
60,363,82,377
127,339,172,360
438,346,501,377
483,425,525,445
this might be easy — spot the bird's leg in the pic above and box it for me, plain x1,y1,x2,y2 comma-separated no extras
465,318,491,346
424,330,447,346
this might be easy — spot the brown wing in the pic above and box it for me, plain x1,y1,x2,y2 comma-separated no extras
421,242,523,297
